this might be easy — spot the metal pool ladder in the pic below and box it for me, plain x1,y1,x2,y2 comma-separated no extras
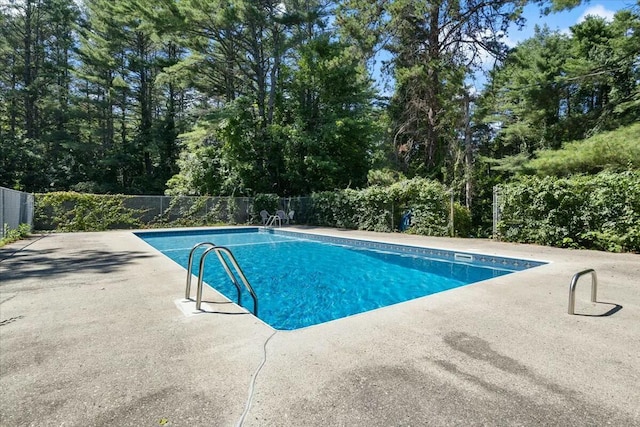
568,269,597,315
185,242,258,316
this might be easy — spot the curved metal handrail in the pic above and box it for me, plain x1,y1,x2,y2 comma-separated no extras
185,242,216,300
568,269,598,315
195,246,258,316
266,215,281,227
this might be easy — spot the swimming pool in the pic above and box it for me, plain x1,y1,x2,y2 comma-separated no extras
136,228,546,330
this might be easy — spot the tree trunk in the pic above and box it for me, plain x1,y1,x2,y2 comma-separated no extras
23,0,36,139
267,25,282,124
463,92,473,209
425,4,441,171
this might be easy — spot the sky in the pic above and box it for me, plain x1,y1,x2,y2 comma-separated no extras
506,0,631,45
468,0,634,90
372,1,635,94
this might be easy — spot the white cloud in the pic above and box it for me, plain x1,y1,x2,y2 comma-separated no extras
274,2,286,17
577,5,616,23
471,30,517,70
502,34,518,49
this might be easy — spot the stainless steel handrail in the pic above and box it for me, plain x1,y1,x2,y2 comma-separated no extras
185,242,216,300
195,245,258,316
266,215,280,227
568,269,598,315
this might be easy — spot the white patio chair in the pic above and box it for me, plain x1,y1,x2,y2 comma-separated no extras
260,210,270,225
275,210,288,226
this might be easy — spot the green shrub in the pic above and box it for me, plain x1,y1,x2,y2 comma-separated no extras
1,223,31,246
353,186,392,232
32,180,466,238
309,191,358,228
453,202,472,237
526,123,640,176
35,192,141,232
395,179,449,236
497,171,640,252
252,193,280,223
306,177,464,237
152,195,234,227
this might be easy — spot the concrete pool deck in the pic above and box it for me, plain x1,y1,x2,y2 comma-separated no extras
1,227,638,426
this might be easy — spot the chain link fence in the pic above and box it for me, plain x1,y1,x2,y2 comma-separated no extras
32,191,457,235
33,194,319,230
1,187,35,238
121,196,253,224
121,195,315,225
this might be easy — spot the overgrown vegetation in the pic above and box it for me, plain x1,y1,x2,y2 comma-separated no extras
497,171,640,252
0,223,32,247
35,193,142,232
3,1,639,252
32,178,471,236
266,178,472,236
34,192,248,231
524,123,640,176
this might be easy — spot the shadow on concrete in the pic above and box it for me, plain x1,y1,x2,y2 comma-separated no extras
0,235,46,263
574,302,623,317
194,308,249,316
0,247,154,282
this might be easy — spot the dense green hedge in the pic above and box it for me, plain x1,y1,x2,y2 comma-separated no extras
33,179,471,237
307,178,471,237
497,171,640,252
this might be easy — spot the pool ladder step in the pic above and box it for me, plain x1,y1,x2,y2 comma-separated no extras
185,242,258,316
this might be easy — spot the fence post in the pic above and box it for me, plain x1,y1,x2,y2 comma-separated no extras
26,194,34,227
450,190,455,237
1,189,5,238
493,185,500,240
391,202,394,231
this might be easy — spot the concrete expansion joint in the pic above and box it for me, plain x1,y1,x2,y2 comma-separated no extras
236,329,277,427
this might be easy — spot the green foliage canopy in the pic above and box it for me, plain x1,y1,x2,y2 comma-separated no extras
525,123,640,176
497,171,640,252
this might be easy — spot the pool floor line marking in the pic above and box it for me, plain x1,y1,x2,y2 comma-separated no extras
159,239,300,253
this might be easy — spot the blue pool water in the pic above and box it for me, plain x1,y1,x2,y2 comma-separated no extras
136,228,544,330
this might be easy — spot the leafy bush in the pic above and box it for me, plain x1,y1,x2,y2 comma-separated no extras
35,192,242,230
309,191,358,228
152,196,233,227
32,181,469,238
391,179,450,236
497,171,640,252
525,123,640,176
252,193,280,223
35,192,142,231
307,177,469,237
1,223,31,247
453,202,472,237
